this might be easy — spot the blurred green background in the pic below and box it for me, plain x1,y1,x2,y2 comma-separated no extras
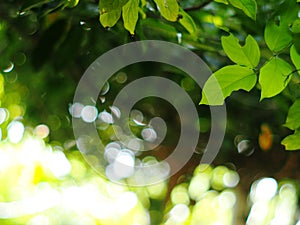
0,0,300,224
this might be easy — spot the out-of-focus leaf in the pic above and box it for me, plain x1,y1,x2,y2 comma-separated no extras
200,65,257,105
122,0,139,34
282,131,300,150
294,34,300,53
99,0,129,28
259,57,292,100
264,21,293,52
178,8,198,37
286,81,300,101
259,123,273,151
290,45,300,75
228,0,257,20
65,0,79,8
284,99,300,130
221,33,260,68
291,19,300,34
277,0,299,26
137,18,178,40
179,0,210,9
214,0,228,4
153,0,179,22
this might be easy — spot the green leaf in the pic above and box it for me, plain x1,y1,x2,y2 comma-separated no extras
277,1,299,26
99,0,129,28
286,82,300,101
282,131,300,150
284,99,300,130
264,22,293,52
153,0,179,22
294,33,300,53
221,33,260,68
200,65,257,105
65,0,79,8
291,19,300,34
228,0,257,20
122,0,139,34
137,18,178,40
259,57,292,100
178,8,198,37
214,0,229,4
290,45,300,75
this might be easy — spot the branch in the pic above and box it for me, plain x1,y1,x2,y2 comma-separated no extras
183,0,213,12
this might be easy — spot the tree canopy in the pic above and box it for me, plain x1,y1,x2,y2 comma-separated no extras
1,0,300,149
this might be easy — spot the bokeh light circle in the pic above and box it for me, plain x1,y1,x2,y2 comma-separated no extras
72,40,226,186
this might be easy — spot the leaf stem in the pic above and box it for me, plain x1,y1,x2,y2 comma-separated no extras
287,69,300,77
